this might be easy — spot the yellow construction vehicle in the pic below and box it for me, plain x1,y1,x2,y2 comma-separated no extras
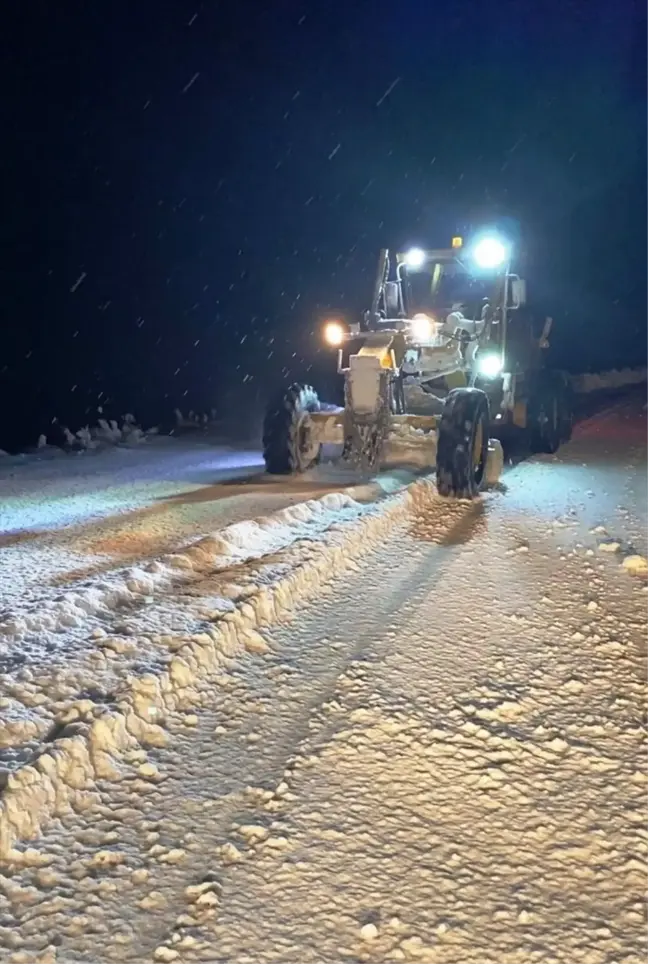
262,233,572,497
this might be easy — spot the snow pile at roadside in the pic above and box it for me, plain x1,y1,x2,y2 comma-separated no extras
0,476,433,858
0,493,364,645
571,367,647,394
0,416,158,463
63,414,155,449
1,408,226,463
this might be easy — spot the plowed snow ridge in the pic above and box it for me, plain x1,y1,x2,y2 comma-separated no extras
0,475,432,858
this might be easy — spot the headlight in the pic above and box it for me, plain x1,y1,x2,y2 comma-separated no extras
410,313,433,341
477,352,503,377
472,237,508,269
403,247,426,269
323,321,345,346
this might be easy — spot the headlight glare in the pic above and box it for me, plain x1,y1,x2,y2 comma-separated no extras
410,313,433,341
323,321,345,346
403,247,427,269
477,352,503,377
472,237,508,269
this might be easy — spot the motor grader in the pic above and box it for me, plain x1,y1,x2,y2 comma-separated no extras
262,234,572,497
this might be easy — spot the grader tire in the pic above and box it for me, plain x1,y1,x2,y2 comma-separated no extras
529,373,568,455
559,374,574,443
436,388,490,499
262,383,321,475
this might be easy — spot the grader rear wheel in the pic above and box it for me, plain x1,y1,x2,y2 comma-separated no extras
529,372,571,455
436,388,490,498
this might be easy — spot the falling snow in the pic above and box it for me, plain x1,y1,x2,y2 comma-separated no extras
69,272,87,293
376,77,401,107
181,73,200,94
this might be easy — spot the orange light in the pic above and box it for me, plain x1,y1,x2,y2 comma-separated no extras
323,321,345,346
452,236,463,249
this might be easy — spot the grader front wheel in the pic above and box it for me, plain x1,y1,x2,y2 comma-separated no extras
262,383,322,475
436,388,490,498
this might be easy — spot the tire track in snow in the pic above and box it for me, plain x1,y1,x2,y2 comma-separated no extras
0,489,493,961
0,476,434,859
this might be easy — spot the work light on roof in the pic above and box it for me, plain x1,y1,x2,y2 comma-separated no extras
472,236,509,269
403,247,427,269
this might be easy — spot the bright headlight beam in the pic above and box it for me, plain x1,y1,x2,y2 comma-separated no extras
477,352,503,377
323,321,345,346
403,247,427,269
410,313,433,341
472,237,508,269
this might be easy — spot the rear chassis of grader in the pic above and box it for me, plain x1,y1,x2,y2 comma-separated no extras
262,240,573,498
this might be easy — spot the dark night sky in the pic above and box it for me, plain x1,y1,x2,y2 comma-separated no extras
1,0,645,450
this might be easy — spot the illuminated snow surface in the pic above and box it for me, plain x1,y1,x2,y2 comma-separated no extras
0,392,646,964
0,436,330,611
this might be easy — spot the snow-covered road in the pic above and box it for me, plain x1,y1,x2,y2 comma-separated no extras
0,390,646,964
0,437,365,612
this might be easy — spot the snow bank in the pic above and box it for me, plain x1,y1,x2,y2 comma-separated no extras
0,476,435,858
63,414,152,450
1,416,158,463
571,367,647,394
174,408,219,429
0,492,364,645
